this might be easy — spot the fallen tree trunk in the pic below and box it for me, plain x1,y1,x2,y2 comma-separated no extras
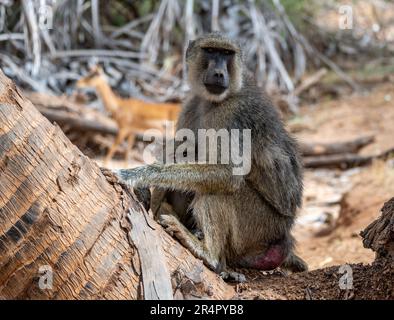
299,135,374,157
0,70,233,300
26,91,119,136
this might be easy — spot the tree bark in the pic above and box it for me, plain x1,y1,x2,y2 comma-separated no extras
0,70,233,300
361,197,394,260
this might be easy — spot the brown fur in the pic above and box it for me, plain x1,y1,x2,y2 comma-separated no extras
115,33,307,279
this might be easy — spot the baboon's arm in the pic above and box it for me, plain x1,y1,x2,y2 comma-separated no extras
114,163,242,194
249,144,303,217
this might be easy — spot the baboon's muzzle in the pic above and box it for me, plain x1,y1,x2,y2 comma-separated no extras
204,60,229,94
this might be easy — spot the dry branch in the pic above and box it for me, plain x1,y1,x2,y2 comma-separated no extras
50,49,142,59
25,91,119,135
22,0,41,76
294,68,328,97
0,0,361,105
271,0,361,92
303,147,394,169
300,135,374,157
249,1,294,92
39,108,118,136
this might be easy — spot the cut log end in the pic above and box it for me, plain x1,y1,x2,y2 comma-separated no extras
361,197,394,260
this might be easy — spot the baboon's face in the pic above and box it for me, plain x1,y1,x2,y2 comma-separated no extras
200,47,233,95
186,34,243,102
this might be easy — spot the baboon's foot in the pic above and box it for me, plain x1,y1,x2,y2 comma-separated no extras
157,202,178,219
151,189,168,219
159,214,219,271
220,271,246,283
281,253,308,273
159,214,187,239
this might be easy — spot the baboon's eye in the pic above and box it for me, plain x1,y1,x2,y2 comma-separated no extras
204,47,214,54
223,50,234,56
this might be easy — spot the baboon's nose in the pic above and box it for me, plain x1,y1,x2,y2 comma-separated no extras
213,70,224,79
204,68,229,94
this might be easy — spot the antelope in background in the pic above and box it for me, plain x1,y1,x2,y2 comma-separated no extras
76,65,181,164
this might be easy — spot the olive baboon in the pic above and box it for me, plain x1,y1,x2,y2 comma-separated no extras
114,32,307,280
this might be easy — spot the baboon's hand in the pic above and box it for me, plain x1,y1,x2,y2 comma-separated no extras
112,168,141,187
158,214,183,238
111,168,152,210
112,165,159,188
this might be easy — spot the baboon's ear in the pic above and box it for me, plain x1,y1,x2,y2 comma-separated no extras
186,40,196,60
188,40,196,48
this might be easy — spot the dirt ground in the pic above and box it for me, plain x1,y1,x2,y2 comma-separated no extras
294,82,394,270
233,258,393,300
